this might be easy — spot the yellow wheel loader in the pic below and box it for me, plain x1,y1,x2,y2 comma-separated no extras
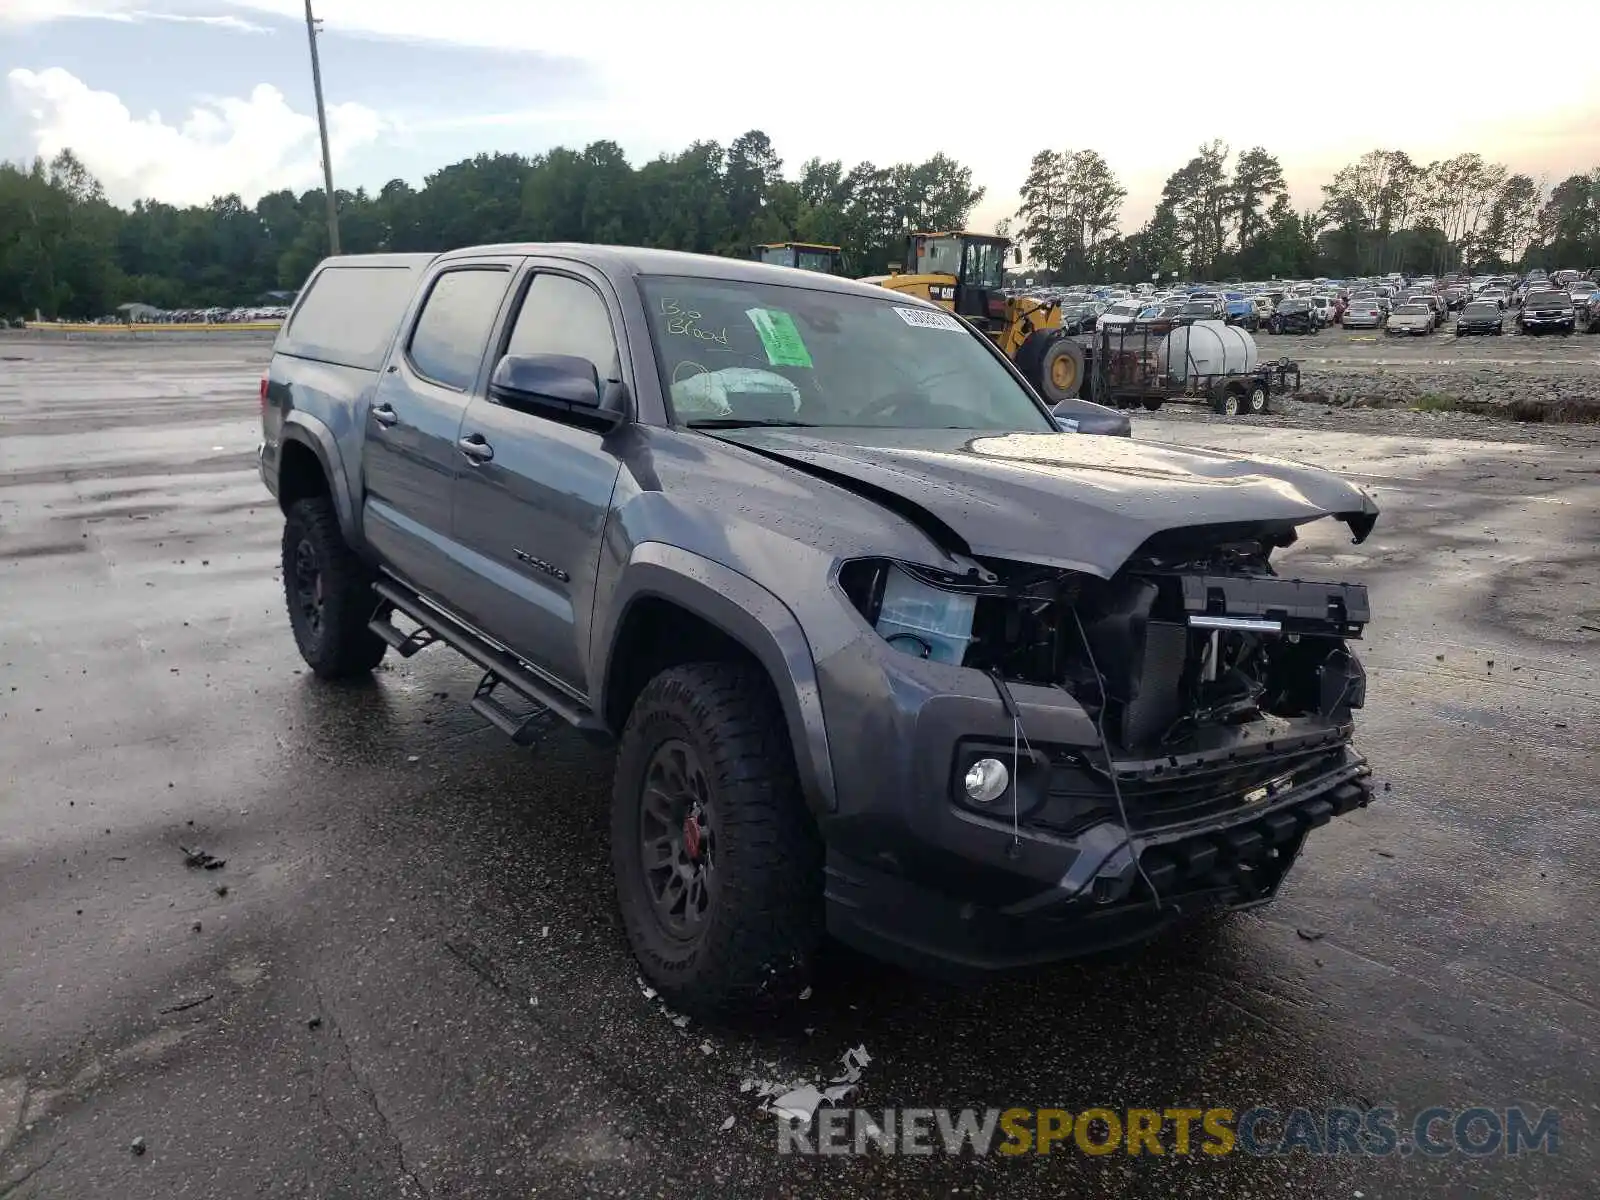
862,231,1086,402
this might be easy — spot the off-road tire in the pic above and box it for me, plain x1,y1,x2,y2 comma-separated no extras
612,662,823,1012
1040,338,1086,402
282,496,386,679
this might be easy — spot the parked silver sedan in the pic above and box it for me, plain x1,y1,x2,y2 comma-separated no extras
1342,299,1388,329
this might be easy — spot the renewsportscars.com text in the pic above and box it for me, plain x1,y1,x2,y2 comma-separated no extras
777,1105,1560,1157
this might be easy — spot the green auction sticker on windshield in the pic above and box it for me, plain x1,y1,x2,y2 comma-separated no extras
745,308,813,368
893,306,964,332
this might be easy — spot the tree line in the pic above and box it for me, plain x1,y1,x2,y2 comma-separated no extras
1017,141,1600,284
0,132,981,320
2,130,1598,320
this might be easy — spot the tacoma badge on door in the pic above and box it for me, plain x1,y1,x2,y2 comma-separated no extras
513,547,570,582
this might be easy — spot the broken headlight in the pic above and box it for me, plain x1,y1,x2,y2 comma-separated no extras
839,559,976,665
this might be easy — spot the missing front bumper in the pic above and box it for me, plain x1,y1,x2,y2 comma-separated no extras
825,759,1372,976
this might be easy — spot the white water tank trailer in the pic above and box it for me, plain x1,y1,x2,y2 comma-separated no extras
1155,320,1260,384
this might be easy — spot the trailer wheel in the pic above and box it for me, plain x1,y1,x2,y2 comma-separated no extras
1245,383,1269,414
1141,397,1164,412
1213,387,1242,417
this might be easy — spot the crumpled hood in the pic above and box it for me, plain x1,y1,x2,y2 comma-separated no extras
714,427,1379,578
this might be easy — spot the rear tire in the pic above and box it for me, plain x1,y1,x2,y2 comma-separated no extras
1213,388,1242,417
612,662,823,1013
1141,397,1165,412
282,497,386,679
1246,383,1269,415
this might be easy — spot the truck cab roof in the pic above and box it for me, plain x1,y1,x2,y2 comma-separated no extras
428,243,903,302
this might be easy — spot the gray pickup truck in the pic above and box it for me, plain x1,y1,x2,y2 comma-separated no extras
260,244,1380,1010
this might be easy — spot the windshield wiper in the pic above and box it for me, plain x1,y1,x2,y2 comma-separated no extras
685,417,815,429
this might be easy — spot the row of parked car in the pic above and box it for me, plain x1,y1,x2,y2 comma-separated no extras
130,306,291,324
1014,268,1599,341
1351,271,1598,337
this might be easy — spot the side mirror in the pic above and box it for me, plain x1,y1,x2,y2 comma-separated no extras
1053,397,1132,437
490,353,619,425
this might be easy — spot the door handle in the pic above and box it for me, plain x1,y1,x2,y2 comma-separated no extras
457,433,494,464
371,403,398,427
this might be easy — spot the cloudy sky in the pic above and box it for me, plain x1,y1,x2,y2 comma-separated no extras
3,0,1599,232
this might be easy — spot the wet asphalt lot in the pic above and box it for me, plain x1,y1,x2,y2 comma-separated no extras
2,332,1598,1198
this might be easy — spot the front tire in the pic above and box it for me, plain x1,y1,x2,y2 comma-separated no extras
612,662,823,1012
1034,337,1085,402
282,496,386,678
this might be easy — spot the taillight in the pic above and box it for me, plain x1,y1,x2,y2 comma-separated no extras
259,376,269,414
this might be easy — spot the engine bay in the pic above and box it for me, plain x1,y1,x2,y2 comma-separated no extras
839,528,1369,756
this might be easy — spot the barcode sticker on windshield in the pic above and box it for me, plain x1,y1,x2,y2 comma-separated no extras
892,306,964,332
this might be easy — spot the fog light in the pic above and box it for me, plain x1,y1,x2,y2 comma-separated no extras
963,758,1009,804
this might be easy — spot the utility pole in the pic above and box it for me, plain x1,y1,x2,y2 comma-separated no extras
303,0,340,254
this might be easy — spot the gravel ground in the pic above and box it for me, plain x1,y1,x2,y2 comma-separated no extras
1252,321,1600,424
1139,393,1600,449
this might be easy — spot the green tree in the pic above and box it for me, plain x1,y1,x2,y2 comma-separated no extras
1232,147,1286,253
1320,149,1421,274
1064,150,1124,278
1531,170,1599,266
1479,173,1540,268
1015,149,1070,271
722,130,783,250
1158,141,1232,277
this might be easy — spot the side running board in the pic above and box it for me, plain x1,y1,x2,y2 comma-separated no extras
367,579,608,742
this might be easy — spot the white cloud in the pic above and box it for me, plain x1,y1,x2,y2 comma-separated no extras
6,67,382,206
0,1,269,30
0,0,135,22
130,11,273,33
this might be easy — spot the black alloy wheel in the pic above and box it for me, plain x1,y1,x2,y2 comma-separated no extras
639,739,720,940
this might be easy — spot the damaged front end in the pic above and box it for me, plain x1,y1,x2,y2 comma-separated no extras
827,517,1374,968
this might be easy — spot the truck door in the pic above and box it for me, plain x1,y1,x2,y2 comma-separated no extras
362,261,515,599
449,263,628,695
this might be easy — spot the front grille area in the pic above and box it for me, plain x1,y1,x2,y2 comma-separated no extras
1028,743,1351,837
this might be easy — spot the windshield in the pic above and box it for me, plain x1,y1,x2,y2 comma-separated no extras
756,247,795,268
795,249,838,273
919,237,963,277
1181,302,1214,316
1395,305,1428,315
640,275,1054,432
1526,292,1570,306
1464,304,1498,316
1278,300,1310,311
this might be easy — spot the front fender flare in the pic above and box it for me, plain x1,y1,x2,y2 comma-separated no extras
595,543,839,815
